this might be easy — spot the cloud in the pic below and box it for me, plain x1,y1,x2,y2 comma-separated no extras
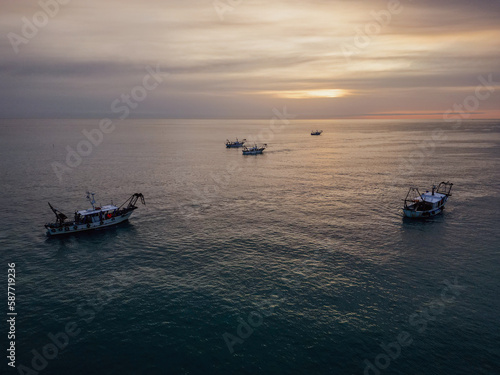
0,0,499,118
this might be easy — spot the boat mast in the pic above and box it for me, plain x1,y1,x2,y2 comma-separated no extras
86,191,96,210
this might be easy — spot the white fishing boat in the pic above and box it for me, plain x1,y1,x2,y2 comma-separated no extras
311,130,323,135
242,144,267,155
226,138,246,148
45,192,145,236
403,182,453,218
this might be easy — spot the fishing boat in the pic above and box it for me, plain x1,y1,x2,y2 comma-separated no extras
242,144,267,155
226,138,246,148
45,192,145,236
311,130,323,135
403,182,453,218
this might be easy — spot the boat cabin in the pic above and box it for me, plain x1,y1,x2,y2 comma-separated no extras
75,204,118,224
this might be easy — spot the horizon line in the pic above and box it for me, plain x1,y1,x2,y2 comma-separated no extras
1,116,499,121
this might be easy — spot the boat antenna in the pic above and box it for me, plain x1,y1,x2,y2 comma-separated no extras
86,191,96,210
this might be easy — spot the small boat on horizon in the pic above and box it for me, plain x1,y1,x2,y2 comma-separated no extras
45,192,145,236
403,181,453,218
311,130,323,135
226,138,246,148
242,144,267,155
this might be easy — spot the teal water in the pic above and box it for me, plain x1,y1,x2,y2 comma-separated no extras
1,119,499,374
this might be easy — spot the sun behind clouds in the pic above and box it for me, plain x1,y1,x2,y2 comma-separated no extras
263,89,350,99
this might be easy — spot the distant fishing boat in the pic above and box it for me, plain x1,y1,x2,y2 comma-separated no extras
242,144,267,155
226,138,246,148
311,130,323,135
403,182,453,218
45,192,145,236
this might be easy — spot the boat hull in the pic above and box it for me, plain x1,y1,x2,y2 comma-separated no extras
46,212,133,236
403,207,444,218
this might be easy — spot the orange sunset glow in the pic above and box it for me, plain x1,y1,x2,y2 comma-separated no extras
1,0,499,119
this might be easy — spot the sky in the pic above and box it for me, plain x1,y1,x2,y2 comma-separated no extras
1,0,499,119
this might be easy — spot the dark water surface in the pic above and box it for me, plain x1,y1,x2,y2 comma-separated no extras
1,119,499,375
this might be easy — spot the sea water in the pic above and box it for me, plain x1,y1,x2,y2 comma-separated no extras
0,119,499,374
